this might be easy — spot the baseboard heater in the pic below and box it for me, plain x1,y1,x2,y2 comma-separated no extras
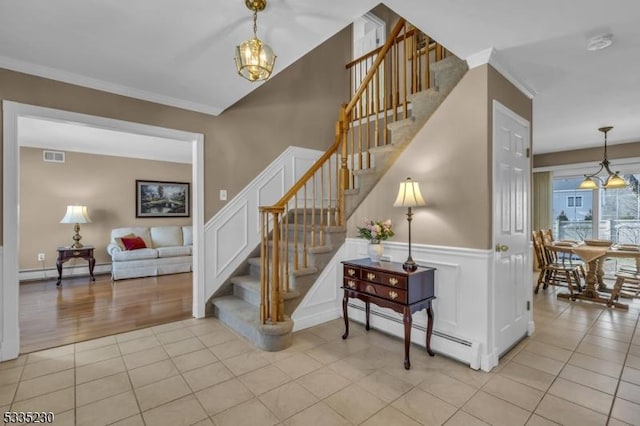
347,302,472,347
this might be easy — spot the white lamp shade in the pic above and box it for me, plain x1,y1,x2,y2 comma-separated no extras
60,205,91,224
394,178,426,207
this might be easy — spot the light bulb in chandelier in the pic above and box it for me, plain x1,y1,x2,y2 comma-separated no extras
234,0,276,82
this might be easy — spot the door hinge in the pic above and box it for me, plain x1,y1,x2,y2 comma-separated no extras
526,301,531,311
526,148,530,158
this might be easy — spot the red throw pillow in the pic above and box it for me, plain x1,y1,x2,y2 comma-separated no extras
120,236,147,251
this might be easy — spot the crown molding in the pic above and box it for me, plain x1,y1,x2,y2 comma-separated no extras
0,55,223,116
465,48,536,100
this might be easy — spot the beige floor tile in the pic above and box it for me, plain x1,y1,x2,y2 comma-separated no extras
357,370,413,403
0,355,26,371
439,364,493,389
26,345,74,363
568,352,623,378
307,321,344,342
288,330,328,352
444,410,491,426
195,378,254,415
110,414,145,426
361,405,421,426
155,328,195,345
548,377,613,414
558,364,618,395
0,382,17,406
208,339,253,360
588,327,633,343
14,369,74,401
535,393,607,426
607,418,634,426
21,353,74,380
222,351,270,376
576,341,627,364
326,357,375,382
75,356,126,384
163,336,205,357
75,335,117,353
171,348,218,373
282,401,350,426
122,346,168,370
115,327,154,343
134,375,192,411
582,334,630,353
191,418,215,426
76,390,140,426
417,370,477,408
10,387,74,414
622,366,640,386
182,361,234,392
238,365,292,395
295,366,352,399
305,340,351,365
617,380,640,405
512,350,565,376
128,359,179,388
141,394,208,426
258,381,318,421
0,366,23,386
213,398,279,426
483,374,544,411
76,371,131,407
524,340,573,363
273,352,322,379
151,321,186,334
629,344,640,357
625,354,640,370
196,329,238,347
326,382,387,424
611,397,640,425
494,362,556,392
186,321,226,337
74,344,121,366
525,414,561,425
391,387,457,425
462,390,531,426
118,335,162,355
50,409,75,426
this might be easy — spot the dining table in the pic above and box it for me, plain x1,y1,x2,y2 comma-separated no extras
546,241,640,310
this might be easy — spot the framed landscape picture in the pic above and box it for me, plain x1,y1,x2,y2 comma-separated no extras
136,180,190,218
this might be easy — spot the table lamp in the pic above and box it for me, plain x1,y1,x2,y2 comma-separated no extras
394,178,426,271
60,205,91,248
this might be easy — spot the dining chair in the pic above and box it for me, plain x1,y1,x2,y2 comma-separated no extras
532,230,582,297
540,229,585,288
608,271,640,307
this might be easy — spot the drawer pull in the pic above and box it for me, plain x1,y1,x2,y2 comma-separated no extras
389,291,398,300
389,277,398,286
73,251,81,256
366,272,376,281
347,280,356,289
347,268,356,277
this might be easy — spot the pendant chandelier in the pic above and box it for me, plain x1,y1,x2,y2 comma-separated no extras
578,126,628,190
234,0,276,82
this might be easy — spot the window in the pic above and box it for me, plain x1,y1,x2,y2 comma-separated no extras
567,196,583,207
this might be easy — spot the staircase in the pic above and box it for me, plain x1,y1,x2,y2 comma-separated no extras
211,19,468,351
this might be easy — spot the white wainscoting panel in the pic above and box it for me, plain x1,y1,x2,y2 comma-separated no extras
292,238,497,371
205,146,323,303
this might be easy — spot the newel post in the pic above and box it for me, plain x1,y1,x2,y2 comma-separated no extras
338,104,350,226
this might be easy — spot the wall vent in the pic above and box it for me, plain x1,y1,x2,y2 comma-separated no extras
43,150,65,163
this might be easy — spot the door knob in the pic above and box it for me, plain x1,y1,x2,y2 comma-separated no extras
495,244,509,252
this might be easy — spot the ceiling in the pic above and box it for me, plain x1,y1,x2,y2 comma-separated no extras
2,0,639,155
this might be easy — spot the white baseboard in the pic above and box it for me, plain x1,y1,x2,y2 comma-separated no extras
19,263,111,282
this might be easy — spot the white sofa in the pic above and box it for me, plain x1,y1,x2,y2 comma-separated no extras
107,225,192,280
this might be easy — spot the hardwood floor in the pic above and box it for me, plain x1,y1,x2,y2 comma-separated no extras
19,272,193,354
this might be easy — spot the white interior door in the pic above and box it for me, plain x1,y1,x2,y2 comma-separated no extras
493,101,531,356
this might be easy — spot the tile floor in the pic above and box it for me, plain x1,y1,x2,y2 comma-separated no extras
1,285,639,426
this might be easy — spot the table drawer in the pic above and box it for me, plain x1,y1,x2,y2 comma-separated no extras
60,249,92,259
343,266,360,280
343,278,407,303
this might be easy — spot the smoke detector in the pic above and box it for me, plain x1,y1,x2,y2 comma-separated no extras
587,34,613,51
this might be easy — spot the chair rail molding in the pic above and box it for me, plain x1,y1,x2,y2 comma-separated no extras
292,237,498,371
204,146,324,302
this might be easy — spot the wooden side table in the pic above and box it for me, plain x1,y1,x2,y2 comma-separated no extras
56,246,96,286
341,258,436,369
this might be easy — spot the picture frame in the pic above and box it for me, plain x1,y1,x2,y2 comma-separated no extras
136,180,190,218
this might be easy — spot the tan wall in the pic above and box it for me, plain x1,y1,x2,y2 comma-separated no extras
346,65,532,250
19,148,192,269
534,141,640,168
1,26,352,244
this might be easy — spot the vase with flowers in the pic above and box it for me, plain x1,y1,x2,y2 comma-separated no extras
357,218,394,262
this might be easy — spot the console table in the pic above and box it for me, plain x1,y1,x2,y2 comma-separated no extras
341,258,436,369
56,246,96,286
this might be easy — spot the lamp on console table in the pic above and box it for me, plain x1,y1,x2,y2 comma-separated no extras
394,177,426,271
60,205,92,248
